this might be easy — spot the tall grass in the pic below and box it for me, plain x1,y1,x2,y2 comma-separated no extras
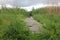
32,7,60,40
0,7,60,40
0,7,34,40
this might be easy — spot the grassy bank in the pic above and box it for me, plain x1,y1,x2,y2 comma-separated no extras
0,7,60,40
0,8,33,40
32,7,60,40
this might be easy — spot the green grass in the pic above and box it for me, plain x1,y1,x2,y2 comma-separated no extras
0,8,34,40
32,8,60,40
0,7,60,40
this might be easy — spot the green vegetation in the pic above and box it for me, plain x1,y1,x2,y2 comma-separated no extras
0,7,60,40
32,7,60,40
0,7,33,40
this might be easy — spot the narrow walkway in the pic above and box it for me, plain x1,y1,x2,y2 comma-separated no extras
25,17,42,32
